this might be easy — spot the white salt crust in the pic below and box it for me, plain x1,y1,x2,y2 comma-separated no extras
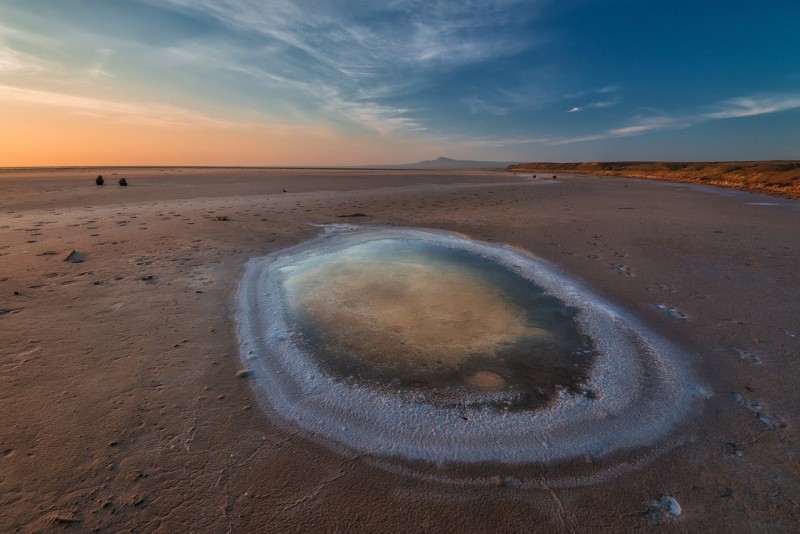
237,226,708,464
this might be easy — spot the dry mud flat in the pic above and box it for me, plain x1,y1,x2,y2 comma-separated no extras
0,169,798,532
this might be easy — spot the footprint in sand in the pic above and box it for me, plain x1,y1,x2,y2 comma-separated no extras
655,304,687,320
729,392,785,429
730,347,761,365
611,263,635,277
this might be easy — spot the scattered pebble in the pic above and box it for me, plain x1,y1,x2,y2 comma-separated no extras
646,495,682,520
611,263,634,277
235,369,251,379
731,347,761,365
656,304,688,320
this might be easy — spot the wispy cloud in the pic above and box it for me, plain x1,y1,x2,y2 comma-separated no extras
465,136,551,148
704,96,800,119
556,93,800,145
87,48,113,79
159,0,538,69
160,39,425,135
151,0,546,134
587,97,619,109
463,97,509,116
550,116,685,145
0,24,53,75
0,23,55,47
0,84,244,128
566,89,620,112
0,46,48,74
554,92,800,145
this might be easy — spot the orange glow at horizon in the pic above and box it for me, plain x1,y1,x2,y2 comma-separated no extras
1,102,433,167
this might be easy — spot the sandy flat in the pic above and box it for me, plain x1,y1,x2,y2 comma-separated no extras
1,169,798,531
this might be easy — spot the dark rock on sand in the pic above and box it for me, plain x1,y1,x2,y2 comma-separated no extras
96,176,104,186
118,178,128,186
64,250,87,263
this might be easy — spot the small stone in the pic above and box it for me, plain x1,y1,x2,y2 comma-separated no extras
662,496,682,517
646,495,682,520
96,175,104,185
491,475,504,487
64,250,86,263
118,178,128,186
235,369,251,379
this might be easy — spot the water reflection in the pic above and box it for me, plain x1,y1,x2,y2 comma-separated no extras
284,239,595,409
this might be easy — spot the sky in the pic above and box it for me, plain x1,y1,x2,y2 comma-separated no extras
1,0,799,166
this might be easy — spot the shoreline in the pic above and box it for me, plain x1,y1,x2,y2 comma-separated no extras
508,161,800,199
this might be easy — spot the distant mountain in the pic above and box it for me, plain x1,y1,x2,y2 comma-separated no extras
368,156,519,170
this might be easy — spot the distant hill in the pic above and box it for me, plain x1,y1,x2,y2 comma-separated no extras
370,156,519,170
508,161,800,199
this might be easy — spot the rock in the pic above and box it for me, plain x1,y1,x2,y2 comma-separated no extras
646,495,682,520
663,496,682,517
96,175,105,185
118,178,128,186
235,369,251,379
64,250,87,263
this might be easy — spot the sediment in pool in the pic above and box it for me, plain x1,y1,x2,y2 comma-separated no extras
284,239,597,410
237,225,707,466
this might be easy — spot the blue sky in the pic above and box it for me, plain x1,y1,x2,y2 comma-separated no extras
1,0,799,165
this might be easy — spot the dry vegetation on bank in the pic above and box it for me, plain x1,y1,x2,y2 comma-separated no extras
508,161,800,199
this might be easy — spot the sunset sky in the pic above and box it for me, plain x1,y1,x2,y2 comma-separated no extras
1,0,799,166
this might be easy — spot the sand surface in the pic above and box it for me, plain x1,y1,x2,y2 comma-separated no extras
509,161,800,199
1,169,798,532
